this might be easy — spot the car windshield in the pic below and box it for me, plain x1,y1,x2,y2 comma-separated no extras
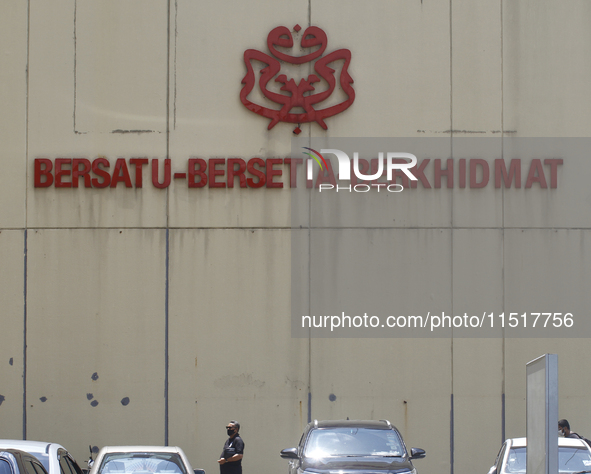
304,428,405,458
21,451,50,472
506,447,591,473
98,453,187,474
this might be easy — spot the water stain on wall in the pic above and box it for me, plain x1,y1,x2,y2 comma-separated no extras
285,376,306,390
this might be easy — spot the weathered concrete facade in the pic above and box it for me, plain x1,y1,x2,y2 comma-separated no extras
2,3,591,474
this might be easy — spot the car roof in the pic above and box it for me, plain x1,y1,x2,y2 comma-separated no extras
507,437,588,448
97,446,185,454
0,440,60,454
312,420,395,430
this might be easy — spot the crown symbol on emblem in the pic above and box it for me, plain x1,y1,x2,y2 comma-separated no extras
240,25,355,134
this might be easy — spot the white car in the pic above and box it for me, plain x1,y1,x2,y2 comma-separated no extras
487,437,591,474
0,440,83,474
88,446,203,474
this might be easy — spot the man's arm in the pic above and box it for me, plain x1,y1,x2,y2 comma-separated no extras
225,454,243,462
219,438,244,464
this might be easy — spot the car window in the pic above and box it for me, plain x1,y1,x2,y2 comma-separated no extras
558,447,591,473
505,446,591,474
24,460,45,474
98,454,187,474
506,447,526,473
65,457,82,474
22,453,49,473
32,461,47,474
60,456,75,474
304,428,404,457
0,459,12,474
24,460,38,474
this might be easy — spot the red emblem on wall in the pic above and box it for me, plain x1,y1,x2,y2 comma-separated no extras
240,25,355,134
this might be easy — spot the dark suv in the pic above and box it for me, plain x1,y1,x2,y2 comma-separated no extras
280,420,425,474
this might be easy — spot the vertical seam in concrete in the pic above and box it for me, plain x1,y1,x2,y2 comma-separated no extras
502,392,506,443
449,0,453,137
500,0,506,446
165,227,170,445
450,393,454,474
23,0,31,441
449,1,454,473
73,1,77,132
23,229,28,440
306,0,312,427
173,0,178,130
307,207,312,427
500,0,504,138
166,0,171,229
164,0,172,446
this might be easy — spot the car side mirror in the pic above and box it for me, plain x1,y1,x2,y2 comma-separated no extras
194,469,206,474
280,448,299,459
410,448,426,459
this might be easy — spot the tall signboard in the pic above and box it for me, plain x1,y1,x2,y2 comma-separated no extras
526,354,558,474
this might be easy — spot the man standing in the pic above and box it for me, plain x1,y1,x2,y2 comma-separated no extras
558,419,580,438
218,421,244,474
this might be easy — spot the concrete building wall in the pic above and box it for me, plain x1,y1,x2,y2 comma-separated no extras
1,3,591,474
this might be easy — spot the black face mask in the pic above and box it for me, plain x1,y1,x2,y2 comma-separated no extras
227,429,235,436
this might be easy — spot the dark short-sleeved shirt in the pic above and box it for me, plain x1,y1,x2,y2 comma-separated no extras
220,435,244,474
